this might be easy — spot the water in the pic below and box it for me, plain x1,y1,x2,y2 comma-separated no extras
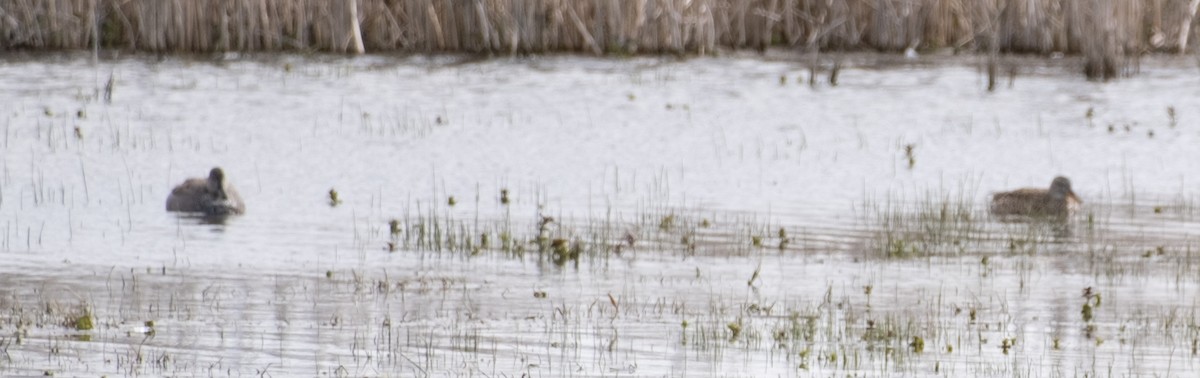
1,52,1198,376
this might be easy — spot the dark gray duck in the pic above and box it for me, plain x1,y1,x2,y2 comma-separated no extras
166,167,245,216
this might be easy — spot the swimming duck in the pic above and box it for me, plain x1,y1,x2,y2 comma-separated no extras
166,167,245,216
990,176,1080,217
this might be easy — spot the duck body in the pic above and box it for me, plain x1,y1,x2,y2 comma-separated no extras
166,167,245,216
990,176,1080,218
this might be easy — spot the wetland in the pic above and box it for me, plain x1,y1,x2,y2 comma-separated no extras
1,52,1199,376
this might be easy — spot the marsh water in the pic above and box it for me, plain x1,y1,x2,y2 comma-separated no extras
2,52,1199,377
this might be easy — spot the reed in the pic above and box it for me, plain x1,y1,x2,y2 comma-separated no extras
1,0,1196,65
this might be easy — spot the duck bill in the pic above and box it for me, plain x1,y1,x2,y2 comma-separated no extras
1068,190,1081,204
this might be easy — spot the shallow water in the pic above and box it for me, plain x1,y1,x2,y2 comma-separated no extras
1,52,1199,376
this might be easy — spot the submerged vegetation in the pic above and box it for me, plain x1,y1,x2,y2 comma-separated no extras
4,229,1196,376
2,0,1200,78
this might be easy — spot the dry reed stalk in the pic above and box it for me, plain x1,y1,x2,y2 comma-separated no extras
759,0,779,51
1182,0,1200,53
698,0,717,54
870,0,908,51
349,0,364,53
475,0,496,51
986,54,998,91
1078,0,1125,80
427,2,446,50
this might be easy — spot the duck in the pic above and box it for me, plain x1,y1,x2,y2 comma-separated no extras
990,176,1080,218
166,167,245,216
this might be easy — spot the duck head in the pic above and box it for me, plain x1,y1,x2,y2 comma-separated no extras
207,167,229,200
1049,176,1081,204
203,167,240,215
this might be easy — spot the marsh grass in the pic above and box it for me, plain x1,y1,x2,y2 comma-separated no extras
361,187,1200,374
2,224,1199,376
861,191,988,259
379,184,794,267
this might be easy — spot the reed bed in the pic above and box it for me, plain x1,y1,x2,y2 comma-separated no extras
1,1,1197,61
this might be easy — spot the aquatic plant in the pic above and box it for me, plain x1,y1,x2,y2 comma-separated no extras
73,314,93,331
103,74,115,103
909,336,925,353
986,55,998,92
659,214,675,232
829,60,842,86
747,265,760,287
904,144,916,169
727,320,743,342
863,189,987,259
328,188,342,207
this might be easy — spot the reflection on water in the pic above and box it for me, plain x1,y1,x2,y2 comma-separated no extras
175,212,237,227
0,53,1199,376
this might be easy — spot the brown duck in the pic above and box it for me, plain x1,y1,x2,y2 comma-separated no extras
166,167,245,216
990,176,1080,217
